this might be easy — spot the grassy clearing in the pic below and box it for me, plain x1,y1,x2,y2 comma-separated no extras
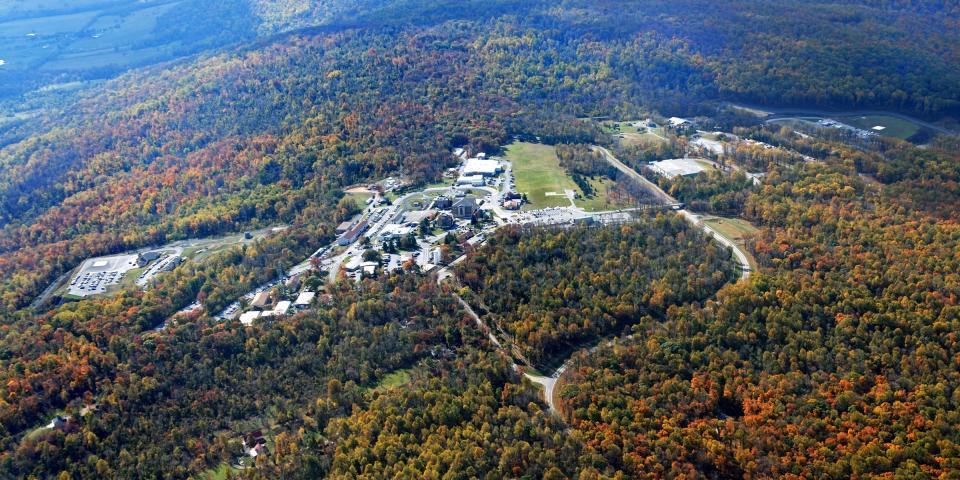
113,265,147,290
575,177,634,212
344,190,374,206
619,130,670,147
371,368,413,392
399,193,433,210
703,217,759,271
505,142,580,210
601,120,641,134
422,180,454,190
600,120,670,147
840,115,920,140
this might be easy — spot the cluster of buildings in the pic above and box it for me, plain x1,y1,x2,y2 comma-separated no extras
336,219,369,246
239,288,318,325
667,117,695,130
816,119,879,139
455,152,503,187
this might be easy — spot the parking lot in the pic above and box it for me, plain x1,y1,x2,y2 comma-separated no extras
66,254,139,297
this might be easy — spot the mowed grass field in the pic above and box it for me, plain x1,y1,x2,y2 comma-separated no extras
505,142,582,210
601,121,671,147
702,216,759,271
839,115,921,140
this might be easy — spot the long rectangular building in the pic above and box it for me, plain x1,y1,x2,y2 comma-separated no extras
463,158,502,177
338,220,368,246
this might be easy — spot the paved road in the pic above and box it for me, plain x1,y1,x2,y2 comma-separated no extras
680,210,752,280
593,146,677,204
596,145,752,278
728,103,956,137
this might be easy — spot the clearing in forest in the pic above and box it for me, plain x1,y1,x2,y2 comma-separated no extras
839,114,921,140
702,216,760,271
505,142,582,210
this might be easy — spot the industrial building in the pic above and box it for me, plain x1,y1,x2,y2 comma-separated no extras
456,175,486,187
294,291,316,307
338,220,368,246
463,158,502,177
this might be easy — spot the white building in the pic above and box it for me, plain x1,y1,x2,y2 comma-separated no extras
274,301,291,316
379,224,416,241
463,158,501,177
294,291,316,307
361,261,379,276
649,158,708,178
240,311,261,325
457,175,486,187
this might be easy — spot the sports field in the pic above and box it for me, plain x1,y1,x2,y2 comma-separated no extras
505,142,581,210
839,115,921,140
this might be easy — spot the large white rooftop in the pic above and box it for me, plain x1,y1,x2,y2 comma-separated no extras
240,311,261,325
294,291,316,306
649,158,709,178
463,158,500,176
274,301,292,315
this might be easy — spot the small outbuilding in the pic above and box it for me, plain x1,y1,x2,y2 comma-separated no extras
294,291,316,307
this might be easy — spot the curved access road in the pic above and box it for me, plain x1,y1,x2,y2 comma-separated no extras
595,145,752,279
729,103,956,137
592,146,677,205
438,149,755,413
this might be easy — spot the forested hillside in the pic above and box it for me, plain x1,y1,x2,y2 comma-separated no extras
0,0,959,478
559,155,960,478
457,222,736,367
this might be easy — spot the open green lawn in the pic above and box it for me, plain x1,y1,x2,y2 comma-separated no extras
601,120,641,134
618,129,670,147
344,190,375,206
371,368,413,392
204,463,244,480
575,177,634,212
421,180,455,190
505,142,581,210
840,115,921,140
703,217,759,271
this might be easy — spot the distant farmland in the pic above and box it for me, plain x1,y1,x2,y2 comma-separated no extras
0,0,256,99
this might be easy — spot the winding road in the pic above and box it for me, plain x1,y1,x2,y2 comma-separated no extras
441,146,756,413
725,103,956,137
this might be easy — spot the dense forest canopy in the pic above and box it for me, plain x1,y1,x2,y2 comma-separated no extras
0,0,958,478
456,221,736,367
